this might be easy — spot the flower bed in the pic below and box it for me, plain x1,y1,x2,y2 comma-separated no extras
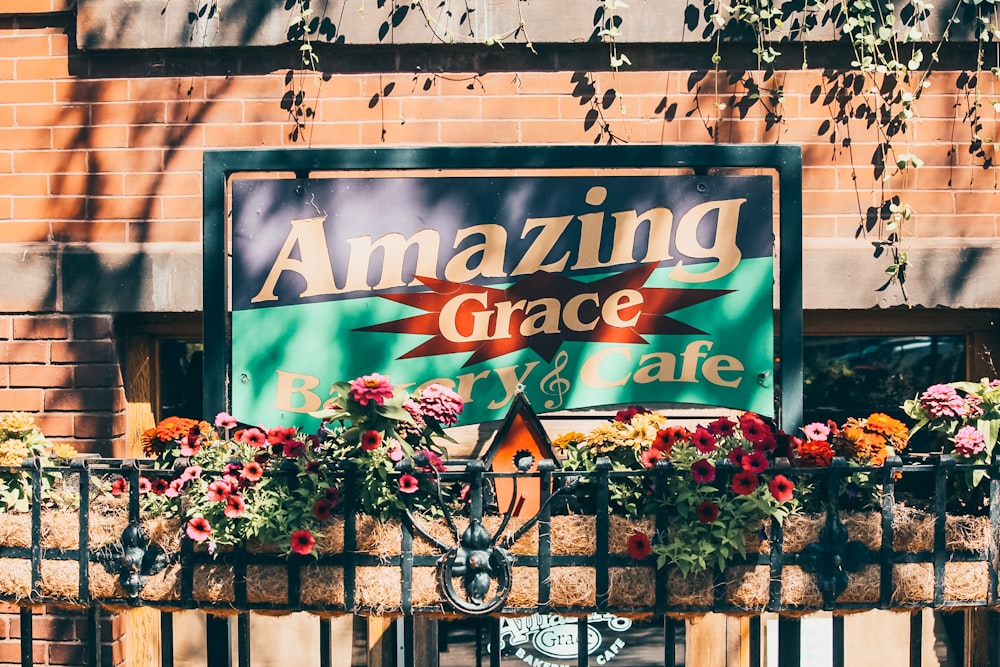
0,376,997,617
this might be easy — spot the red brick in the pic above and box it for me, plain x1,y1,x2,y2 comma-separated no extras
50,221,126,242
0,341,49,363
128,220,201,243
12,196,85,220
0,366,8,387
0,388,44,411
12,316,69,340
123,171,200,197
31,615,77,641
16,56,70,80
88,149,163,174
32,412,74,438
45,387,125,411
12,149,86,175
72,316,113,340
0,127,51,150
0,641,21,664
9,365,73,387
50,341,117,364
0,317,10,340
47,640,86,665
73,364,122,388
74,413,125,439
91,101,166,126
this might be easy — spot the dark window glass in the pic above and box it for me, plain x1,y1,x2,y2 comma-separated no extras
802,335,964,447
158,339,204,420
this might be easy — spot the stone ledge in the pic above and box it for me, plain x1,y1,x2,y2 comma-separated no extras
0,242,997,313
76,0,975,51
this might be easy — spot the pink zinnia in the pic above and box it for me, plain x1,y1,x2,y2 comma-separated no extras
802,422,831,441
953,426,986,458
691,458,716,483
398,473,419,494
290,529,316,556
215,412,237,429
417,384,465,426
349,373,394,406
186,517,212,542
919,384,967,418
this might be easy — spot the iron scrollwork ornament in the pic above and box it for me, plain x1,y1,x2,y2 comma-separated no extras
799,510,870,608
402,457,573,615
95,523,170,599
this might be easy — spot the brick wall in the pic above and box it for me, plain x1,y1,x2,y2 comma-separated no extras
0,605,127,667
1,3,999,452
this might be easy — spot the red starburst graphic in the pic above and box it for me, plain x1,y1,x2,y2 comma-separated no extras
357,264,731,367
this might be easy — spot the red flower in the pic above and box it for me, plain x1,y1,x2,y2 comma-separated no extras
206,480,232,502
614,405,649,422
751,429,777,453
224,494,246,518
627,532,651,560
323,487,340,506
739,413,770,444
398,473,419,494
641,448,663,468
727,447,748,468
186,517,212,542
110,477,127,497
768,474,795,502
691,427,717,453
241,461,264,483
744,452,769,473
360,429,382,451
313,498,332,521
707,416,736,437
150,477,170,495
267,425,297,445
240,427,268,447
696,500,720,523
283,440,306,458
691,458,716,483
290,529,316,556
732,470,758,495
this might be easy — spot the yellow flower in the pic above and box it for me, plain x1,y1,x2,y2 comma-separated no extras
0,412,37,435
0,439,30,467
552,432,584,452
49,441,78,461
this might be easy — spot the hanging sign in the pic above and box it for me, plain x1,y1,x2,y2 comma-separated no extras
230,175,774,427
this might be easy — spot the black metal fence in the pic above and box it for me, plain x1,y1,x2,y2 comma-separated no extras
5,454,1000,666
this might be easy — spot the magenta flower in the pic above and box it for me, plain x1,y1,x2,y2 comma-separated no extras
165,478,184,498
388,440,405,462
398,473,419,494
349,373,394,406
215,412,238,429
137,476,152,494
953,425,986,458
181,465,203,482
691,458,716,483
